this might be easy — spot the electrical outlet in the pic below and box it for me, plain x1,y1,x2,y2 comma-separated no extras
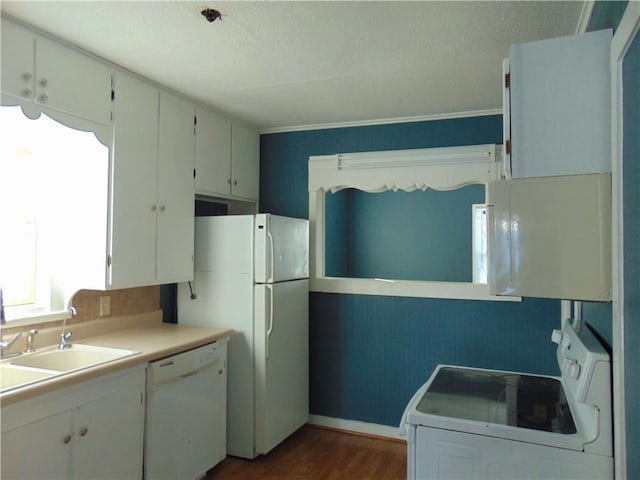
99,296,111,317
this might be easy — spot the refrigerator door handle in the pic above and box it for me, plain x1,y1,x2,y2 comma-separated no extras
266,229,275,283
266,284,274,359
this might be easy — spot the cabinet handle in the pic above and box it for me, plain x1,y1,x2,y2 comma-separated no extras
79,427,88,437
22,72,32,81
40,78,48,87
151,205,157,211
63,434,72,444
38,93,48,103
159,205,166,212
233,180,238,186
23,88,32,98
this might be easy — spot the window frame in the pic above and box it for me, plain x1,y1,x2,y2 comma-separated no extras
308,144,520,301
0,103,112,324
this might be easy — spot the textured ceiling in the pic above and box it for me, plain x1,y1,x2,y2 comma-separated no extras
1,1,587,131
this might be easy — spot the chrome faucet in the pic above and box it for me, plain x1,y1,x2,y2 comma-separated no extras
58,306,75,350
0,288,22,356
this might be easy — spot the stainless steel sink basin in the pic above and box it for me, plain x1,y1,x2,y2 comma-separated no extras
0,364,56,392
10,344,140,372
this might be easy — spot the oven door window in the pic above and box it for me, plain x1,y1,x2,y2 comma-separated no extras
417,367,577,434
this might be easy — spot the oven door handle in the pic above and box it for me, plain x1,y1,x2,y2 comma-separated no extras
398,379,432,437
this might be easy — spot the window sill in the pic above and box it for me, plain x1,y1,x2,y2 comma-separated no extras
4,310,70,328
310,277,522,302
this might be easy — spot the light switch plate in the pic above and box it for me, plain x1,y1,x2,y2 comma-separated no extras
99,296,111,317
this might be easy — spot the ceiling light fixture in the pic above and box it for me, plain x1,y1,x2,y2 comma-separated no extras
201,8,222,23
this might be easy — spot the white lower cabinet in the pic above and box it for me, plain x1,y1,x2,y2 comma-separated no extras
1,367,145,480
1,410,73,479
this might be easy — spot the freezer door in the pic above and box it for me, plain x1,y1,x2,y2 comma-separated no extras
254,214,309,283
194,215,254,274
254,279,309,455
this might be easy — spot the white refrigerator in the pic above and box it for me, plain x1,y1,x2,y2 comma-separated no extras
177,214,309,459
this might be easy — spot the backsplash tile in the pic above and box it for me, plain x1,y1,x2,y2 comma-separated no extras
70,286,160,323
3,286,160,334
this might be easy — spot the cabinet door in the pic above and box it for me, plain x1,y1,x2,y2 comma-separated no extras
231,121,260,200
489,174,611,300
1,410,73,479
509,29,611,178
156,91,195,283
1,19,35,103
109,72,159,288
35,35,113,125
73,385,145,480
195,107,232,196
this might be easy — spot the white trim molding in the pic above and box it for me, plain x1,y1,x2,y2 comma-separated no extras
308,144,520,301
576,1,596,34
260,108,503,135
611,3,640,479
308,415,404,441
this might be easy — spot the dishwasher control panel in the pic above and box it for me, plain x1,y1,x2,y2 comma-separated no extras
147,339,228,387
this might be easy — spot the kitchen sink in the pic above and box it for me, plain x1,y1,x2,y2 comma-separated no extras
10,344,140,373
0,364,56,392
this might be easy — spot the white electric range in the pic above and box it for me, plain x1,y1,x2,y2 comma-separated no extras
401,321,613,479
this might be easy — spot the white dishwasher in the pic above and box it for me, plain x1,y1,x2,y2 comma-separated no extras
145,339,228,480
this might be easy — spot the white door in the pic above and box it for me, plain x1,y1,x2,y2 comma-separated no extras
109,72,158,288
509,29,611,178
73,385,144,480
195,106,231,197
230,121,260,200
35,35,113,125
254,279,309,455
156,91,195,284
1,410,73,479
1,19,35,103
254,214,309,283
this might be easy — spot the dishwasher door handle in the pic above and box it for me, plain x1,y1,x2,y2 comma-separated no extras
179,369,200,380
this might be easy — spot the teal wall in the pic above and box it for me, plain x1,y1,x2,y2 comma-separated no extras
260,115,561,427
587,1,628,32
325,186,485,282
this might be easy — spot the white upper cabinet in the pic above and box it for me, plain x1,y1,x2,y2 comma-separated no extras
231,121,260,201
110,72,195,289
1,18,113,125
156,91,197,284
506,29,612,178
195,107,232,197
109,72,158,288
195,110,259,202
489,173,611,301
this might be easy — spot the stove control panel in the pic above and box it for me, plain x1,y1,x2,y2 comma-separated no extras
554,322,610,404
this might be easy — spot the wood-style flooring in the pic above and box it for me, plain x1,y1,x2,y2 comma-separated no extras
206,425,407,480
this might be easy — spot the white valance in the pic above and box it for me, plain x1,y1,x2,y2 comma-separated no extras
309,144,499,193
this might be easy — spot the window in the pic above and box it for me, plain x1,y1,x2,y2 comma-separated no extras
308,144,516,300
0,106,109,322
325,186,486,282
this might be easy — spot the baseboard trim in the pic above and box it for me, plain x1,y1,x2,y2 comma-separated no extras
308,415,404,442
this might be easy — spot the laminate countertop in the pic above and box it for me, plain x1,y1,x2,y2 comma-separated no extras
0,311,233,406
